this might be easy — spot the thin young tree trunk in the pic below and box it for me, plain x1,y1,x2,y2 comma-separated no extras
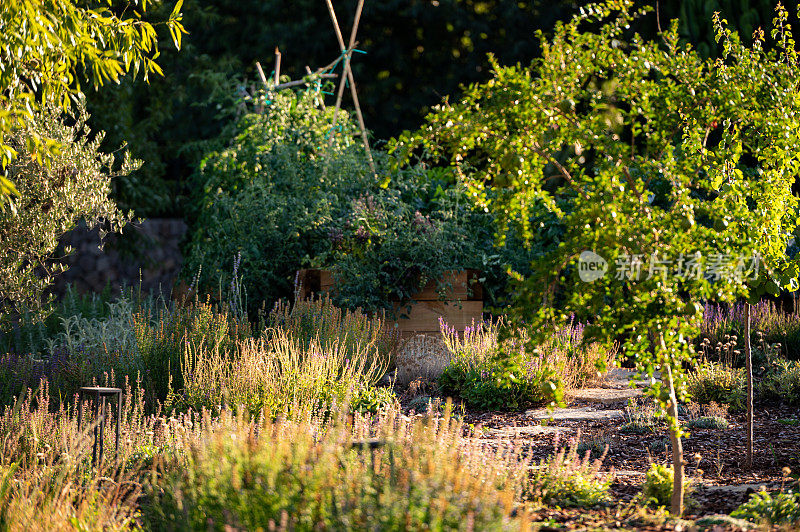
665,363,685,516
745,302,754,469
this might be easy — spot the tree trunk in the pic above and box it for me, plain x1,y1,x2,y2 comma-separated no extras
745,302,754,469
665,363,685,516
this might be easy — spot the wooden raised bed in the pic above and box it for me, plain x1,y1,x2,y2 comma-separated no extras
295,269,483,336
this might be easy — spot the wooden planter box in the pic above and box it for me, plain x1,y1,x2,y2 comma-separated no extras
295,268,483,336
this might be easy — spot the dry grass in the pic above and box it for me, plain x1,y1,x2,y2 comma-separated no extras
441,317,614,392
0,380,615,530
181,330,389,416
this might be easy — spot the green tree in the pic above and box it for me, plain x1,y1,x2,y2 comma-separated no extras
394,1,800,515
83,0,588,217
0,0,186,208
0,100,138,318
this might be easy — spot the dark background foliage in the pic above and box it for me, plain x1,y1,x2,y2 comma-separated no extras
85,0,797,218
85,0,590,217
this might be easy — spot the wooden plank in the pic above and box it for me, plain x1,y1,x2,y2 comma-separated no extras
319,269,335,291
390,300,483,335
296,269,482,306
295,269,315,300
407,269,483,301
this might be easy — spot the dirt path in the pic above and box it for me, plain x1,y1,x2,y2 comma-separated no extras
451,368,800,519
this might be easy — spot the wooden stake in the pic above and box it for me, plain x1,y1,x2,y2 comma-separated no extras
274,47,282,85
323,0,357,147
274,73,336,91
745,302,754,469
308,65,327,109
323,0,376,177
255,61,269,89
346,65,377,176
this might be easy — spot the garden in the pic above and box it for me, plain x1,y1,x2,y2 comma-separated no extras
1,0,800,530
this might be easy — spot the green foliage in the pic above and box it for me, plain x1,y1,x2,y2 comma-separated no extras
349,385,398,415
395,1,800,436
126,444,171,471
642,464,693,508
674,0,787,58
0,0,185,208
0,101,134,319
690,344,800,407
54,297,140,357
183,88,377,314
525,438,613,507
759,358,800,406
439,347,563,411
438,319,612,411
185,86,523,315
82,0,588,217
329,182,491,313
686,362,746,411
730,490,800,526
0,284,114,357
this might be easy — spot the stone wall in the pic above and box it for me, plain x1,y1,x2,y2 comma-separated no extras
51,219,187,298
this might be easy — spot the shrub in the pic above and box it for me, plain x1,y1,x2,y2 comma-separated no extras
682,401,730,430
183,88,377,315
52,296,139,356
642,464,693,508
328,183,489,313
143,409,525,530
438,319,612,411
730,490,800,526
180,331,390,418
759,359,800,406
184,83,531,316
349,384,399,415
620,398,665,434
0,291,148,405
439,347,563,411
686,361,746,412
526,435,613,507
0,285,115,358
684,416,729,430
0,101,133,319
267,296,396,368
135,298,251,402
575,434,613,459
